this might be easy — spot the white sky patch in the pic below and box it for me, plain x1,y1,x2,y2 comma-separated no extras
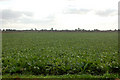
0,0,119,30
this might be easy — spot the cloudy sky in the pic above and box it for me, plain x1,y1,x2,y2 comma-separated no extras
0,0,119,30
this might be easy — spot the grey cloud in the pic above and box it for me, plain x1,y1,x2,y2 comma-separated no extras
20,15,55,24
95,9,117,17
0,0,9,1
63,8,92,14
23,12,33,17
0,9,33,20
64,7,117,17
0,9,55,25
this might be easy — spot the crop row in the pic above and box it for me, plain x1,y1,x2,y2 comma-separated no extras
2,32,119,75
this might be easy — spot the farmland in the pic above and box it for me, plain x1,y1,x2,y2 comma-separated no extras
2,32,120,78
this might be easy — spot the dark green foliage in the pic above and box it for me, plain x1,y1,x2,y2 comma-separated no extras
2,32,119,75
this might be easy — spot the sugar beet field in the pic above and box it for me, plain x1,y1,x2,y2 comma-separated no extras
2,32,120,77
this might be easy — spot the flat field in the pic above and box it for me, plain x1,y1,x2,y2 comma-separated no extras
2,32,119,78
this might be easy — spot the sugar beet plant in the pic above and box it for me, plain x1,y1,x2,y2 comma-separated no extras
2,32,119,75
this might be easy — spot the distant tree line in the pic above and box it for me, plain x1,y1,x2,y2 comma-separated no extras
1,28,119,32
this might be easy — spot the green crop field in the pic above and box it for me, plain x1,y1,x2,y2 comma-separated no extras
2,32,120,78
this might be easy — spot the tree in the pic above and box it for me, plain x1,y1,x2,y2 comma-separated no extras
31,28,33,31
51,28,53,31
35,28,37,31
78,28,80,30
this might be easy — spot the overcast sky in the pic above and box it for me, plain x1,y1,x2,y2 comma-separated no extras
0,0,119,30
